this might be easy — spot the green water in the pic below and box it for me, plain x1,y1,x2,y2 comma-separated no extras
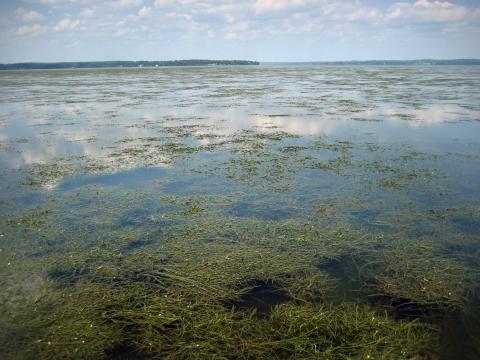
0,66,479,359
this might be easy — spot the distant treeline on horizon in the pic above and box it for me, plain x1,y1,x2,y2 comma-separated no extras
0,59,479,70
0,60,260,70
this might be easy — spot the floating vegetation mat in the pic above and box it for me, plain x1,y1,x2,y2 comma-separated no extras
1,66,480,359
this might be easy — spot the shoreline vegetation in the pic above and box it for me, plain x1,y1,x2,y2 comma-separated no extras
0,59,479,70
0,60,260,70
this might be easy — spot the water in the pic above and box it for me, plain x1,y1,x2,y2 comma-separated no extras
0,66,479,359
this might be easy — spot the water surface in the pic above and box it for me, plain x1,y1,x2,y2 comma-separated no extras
1,66,479,359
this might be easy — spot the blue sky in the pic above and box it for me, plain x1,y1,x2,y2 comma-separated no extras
0,0,479,62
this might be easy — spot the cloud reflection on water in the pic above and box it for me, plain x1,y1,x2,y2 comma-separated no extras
0,66,479,184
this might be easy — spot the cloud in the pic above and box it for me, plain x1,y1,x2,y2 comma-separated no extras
144,0,480,42
225,32,237,40
154,0,196,7
53,18,80,31
154,0,172,7
254,0,305,14
335,7,381,23
16,24,48,36
6,0,480,61
149,0,385,39
387,0,471,22
138,6,151,18
112,0,142,8
115,28,129,37
80,8,94,17
15,8,46,22
27,0,95,5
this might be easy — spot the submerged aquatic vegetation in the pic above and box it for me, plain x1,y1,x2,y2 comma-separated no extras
1,206,475,358
1,240,441,360
1,65,480,359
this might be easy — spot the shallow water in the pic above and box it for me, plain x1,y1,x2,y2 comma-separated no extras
1,66,479,359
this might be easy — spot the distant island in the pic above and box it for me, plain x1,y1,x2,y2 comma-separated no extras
266,59,480,65
0,60,259,70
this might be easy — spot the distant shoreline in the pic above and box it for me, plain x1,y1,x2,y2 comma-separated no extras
0,60,259,70
0,59,479,70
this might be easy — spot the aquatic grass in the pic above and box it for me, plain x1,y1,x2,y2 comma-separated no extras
1,279,439,360
1,283,123,360
2,183,475,358
370,247,479,311
1,66,480,358
317,240,479,320
1,246,441,360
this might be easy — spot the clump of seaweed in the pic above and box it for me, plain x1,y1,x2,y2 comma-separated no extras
369,249,477,315
1,265,439,360
223,278,291,318
317,242,479,322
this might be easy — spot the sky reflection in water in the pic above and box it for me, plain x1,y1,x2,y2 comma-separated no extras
1,65,480,358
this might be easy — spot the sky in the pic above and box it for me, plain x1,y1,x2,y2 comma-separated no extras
0,0,479,62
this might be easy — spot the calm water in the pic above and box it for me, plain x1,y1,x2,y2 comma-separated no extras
0,66,479,359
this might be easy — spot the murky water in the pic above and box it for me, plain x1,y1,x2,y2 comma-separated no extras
1,66,479,359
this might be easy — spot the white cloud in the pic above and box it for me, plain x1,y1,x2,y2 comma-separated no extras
154,0,195,7
225,14,235,23
154,0,173,7
16,24,48,36
387,0,470,22
15,8,46,22
116,14,137,27
337,7,381,22
10,0,479,50
80,8,94,17
54,18,80,31
138,6,151,18
254,0,306,13
112,0,142,8
115,28,129,37
148,0,385,39
28,0,95,5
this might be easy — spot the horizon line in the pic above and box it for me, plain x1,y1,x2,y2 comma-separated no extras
1,58,480,65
